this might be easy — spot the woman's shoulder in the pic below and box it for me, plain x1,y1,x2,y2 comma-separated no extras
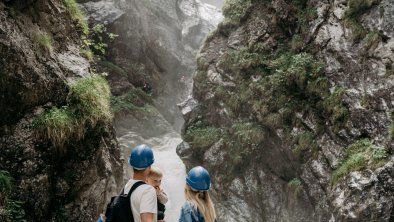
181,202,193,211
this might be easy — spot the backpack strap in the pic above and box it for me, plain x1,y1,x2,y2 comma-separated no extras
126,181,146,198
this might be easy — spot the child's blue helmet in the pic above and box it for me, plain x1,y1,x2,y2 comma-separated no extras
128,144,154,170
186,166,211,191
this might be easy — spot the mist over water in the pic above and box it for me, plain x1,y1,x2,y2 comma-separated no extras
111,0,223,221
116,111,187,222
200,0,224,8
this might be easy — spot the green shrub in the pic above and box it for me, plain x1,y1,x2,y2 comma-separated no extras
64,0,89,35
33,75,111,151
330,139,388,186
220,47,268,78
222,0,252,24
185,126,221,149
219,121,266,167
97,60,127,76
184,119,221,150
111,88,153,114
232,121,265,146
269,52,326,97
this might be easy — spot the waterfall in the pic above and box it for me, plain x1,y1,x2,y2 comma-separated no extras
80,0,223,221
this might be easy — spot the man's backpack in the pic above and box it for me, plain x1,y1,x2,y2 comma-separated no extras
105,181,145,222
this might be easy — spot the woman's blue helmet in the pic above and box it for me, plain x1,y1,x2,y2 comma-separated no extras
128,144,154,170
186,166,211,191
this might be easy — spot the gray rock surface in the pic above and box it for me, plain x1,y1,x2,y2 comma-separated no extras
179,0,394,221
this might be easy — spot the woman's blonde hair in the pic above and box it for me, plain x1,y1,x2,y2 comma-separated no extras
184,185,216,222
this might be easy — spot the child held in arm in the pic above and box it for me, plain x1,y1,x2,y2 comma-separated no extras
146,166,168,221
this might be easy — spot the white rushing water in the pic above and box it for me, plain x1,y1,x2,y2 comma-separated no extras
116,113,187,222
112,1,223,221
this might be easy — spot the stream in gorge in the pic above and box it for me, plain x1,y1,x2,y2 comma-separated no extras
108,1,224,221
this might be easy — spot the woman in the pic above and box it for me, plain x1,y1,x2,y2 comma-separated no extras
179,166,216,222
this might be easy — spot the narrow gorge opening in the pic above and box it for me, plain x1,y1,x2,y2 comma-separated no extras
80,0,224,221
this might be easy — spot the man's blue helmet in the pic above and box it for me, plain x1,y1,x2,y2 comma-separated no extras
186,166,211,191
128,144,154,170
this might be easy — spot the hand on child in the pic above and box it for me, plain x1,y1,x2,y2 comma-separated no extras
155,186,161,195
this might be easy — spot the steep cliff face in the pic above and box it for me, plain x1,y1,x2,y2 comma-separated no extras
81,0,222,131
0,0,122,221
179,0,394,221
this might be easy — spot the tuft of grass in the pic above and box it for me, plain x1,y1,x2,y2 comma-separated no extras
64,0,89,36
385,63,393,77
363,29,382,50
293,131,318,155
287,178,303,195
69,74,112,128
343,0,380,43
319,87,349,132
290,34,303,52
222,0,252,24
33,75,112,151
33,107,74,149
330,139,389,186
34,32,52,52
80,48,93,61
344,0,379,19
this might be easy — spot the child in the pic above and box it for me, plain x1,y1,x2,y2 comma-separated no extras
146,166,168,221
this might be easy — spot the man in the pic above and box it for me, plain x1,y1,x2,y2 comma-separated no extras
125,144,158,222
